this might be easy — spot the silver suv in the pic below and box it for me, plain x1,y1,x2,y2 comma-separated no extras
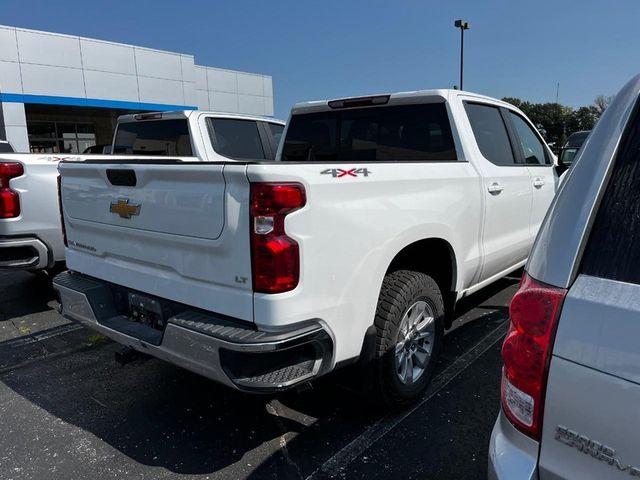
489,74,640,479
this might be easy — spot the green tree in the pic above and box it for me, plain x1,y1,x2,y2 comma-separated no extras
568,106,599,132
501,97,604,148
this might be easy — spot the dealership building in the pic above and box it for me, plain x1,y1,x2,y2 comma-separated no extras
0,25,274,152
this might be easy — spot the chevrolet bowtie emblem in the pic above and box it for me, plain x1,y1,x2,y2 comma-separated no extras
109,198,141,219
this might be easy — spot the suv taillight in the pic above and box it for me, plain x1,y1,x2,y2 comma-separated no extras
0,162,24,218
250,183,306,293
501,272,567,439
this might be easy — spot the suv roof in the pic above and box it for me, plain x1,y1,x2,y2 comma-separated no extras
563,130,590,148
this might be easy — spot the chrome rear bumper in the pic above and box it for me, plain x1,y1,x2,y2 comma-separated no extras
53,271,333,391
0,236,50,270
489,410,540,480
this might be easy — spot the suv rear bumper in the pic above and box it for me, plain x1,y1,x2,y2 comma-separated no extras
489,410,540,480
53,271,333,392
0,236,50,270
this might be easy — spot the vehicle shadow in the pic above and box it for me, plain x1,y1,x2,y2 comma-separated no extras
0,275,519,479
0,271,57,320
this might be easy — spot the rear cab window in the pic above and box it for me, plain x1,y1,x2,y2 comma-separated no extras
113,119,193,156
281,103,457,162
208,118,265,160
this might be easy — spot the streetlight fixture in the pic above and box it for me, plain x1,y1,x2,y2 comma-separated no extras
454,19,470,90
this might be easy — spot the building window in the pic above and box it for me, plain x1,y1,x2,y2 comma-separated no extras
28,121,96,153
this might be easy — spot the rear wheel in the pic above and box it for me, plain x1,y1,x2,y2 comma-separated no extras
372,270,444,406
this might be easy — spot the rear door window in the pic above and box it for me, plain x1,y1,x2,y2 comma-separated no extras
113,119,193,156
0,142,13,153
209,118,265,160
581,110,640,284
465,103,516,166
281,103,457,162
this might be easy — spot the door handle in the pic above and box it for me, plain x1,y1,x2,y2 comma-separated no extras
487,182,504,195
533,178,545,189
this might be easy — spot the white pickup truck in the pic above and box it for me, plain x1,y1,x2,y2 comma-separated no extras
54,90,558,404
0,111,284,273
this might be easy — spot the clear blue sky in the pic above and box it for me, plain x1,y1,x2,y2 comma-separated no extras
3,0,640,119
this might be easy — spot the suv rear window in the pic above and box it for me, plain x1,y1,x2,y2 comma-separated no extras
281,103,457,162
581,107,640,283
113,119,193,156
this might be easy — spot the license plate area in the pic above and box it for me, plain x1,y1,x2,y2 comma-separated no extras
94,284,183,346
128,293,165,330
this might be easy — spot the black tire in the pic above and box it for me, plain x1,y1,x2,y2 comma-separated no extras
372,270,444,407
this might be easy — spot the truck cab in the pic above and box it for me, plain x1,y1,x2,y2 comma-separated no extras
112,110,284,161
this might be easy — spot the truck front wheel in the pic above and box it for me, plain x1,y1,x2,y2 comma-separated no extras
372,270,444,406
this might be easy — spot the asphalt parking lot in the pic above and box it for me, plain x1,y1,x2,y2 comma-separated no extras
0,270,519,480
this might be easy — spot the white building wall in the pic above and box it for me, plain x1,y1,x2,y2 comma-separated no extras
194,66,274,116
1,102,28,152
0,24,274,150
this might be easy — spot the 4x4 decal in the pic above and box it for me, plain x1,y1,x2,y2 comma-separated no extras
321,168,372,178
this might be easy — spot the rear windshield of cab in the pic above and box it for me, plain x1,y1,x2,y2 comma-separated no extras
113,119,193,156
281,103,457,162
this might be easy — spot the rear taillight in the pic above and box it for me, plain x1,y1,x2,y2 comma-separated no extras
250,183,306,293
501,272,567,439
0,162,24,218
57,175,67,247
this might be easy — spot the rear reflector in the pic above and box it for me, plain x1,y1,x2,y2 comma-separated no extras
0,162,24,218
501,272,567,439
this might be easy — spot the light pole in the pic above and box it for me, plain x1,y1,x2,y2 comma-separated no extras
454,19,470,90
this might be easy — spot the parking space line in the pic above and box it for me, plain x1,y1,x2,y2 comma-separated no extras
2,323,82,348
307,320,509,480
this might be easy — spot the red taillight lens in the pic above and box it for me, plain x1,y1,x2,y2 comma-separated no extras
0,162,24,218
501,272,567,439
250,183,306,293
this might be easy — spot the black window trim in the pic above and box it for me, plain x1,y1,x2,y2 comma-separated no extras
206,117,266,161
503,109,553,167
464,101,521,167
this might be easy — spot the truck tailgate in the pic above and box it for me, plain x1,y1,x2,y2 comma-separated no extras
59,161,254,321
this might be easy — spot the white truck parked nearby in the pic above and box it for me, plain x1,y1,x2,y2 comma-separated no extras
0,111,284,273
54,90,558,404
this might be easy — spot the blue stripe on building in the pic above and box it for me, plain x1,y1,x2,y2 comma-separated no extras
0,93,198,112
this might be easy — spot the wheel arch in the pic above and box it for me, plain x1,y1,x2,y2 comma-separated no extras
356,236,462,367
385,237,458,328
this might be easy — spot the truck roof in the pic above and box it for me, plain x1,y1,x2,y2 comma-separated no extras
117,110,285,125
291,89,518,115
